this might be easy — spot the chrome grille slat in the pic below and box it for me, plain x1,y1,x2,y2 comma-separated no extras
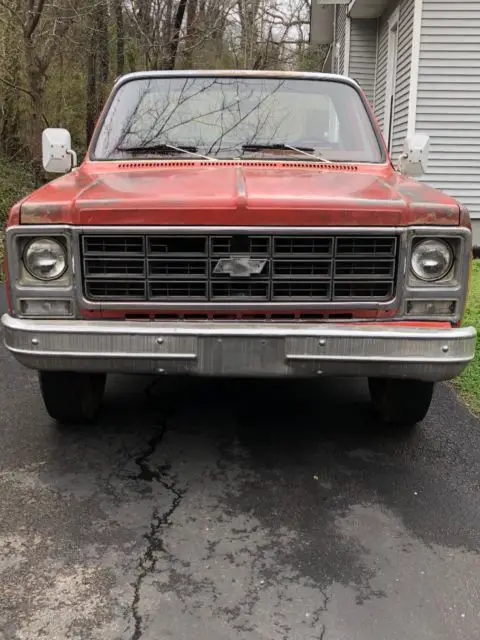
211,236,270,255
334,259,395,279
336,236,396,257
211,281,269,300
84,258,146,278
273,281,331,301
83,235,145,256
334,281,394,300
148,236,207,256
148,259,208,278
274,236,333,256
273,260,332,278
85,279,146,300
149,281,207,300
81,233,398,303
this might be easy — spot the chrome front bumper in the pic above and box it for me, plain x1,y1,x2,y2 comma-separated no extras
1,314,476,381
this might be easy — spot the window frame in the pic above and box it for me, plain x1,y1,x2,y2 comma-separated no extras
88,73,388,165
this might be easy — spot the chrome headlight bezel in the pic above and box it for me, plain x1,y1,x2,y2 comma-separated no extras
403,228,471,323
22,237,68,281
410,238,454,283
5,226,75,319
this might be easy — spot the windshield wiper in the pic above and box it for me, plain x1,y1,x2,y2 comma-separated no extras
241,143,331,163
117,143,217,161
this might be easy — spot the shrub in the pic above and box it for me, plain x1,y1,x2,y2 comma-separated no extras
0,157,36,226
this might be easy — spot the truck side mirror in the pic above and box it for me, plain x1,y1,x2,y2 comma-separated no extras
42,128,77,173
397,133,430,178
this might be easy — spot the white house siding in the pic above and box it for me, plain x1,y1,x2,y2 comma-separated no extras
416,0,480,228
373,0,414,157
349,19,377,105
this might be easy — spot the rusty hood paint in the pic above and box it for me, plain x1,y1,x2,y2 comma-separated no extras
18,161,461,227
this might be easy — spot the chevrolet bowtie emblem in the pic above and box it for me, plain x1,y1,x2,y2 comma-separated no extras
213,256,267,277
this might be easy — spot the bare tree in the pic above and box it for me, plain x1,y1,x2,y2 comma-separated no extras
86,0,110,143
115,0,125,75
0,0,317,170
166,0,189,69
22,1,77,172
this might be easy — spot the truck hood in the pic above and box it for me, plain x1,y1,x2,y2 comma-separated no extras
20,163,460,226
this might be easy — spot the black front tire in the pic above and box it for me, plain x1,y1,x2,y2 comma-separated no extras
368,378,435,428
39,371,107,425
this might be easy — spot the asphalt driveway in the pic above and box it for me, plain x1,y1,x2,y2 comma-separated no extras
0,289,479,639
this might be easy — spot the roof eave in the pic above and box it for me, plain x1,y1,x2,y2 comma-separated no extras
348,0,389,19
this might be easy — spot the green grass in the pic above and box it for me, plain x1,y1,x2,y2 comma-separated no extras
455,260,480,412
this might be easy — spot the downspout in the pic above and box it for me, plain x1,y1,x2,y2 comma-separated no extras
407,0,423,136
372,17,380,110
322,44,333,72
344,14,351,75
333,5,337,72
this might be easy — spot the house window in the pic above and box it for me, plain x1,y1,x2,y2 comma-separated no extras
385,8,400,153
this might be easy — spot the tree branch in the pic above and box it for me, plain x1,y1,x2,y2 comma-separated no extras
25,0,46,39
0,0,20,18
0,76,35,101
0,76,49,126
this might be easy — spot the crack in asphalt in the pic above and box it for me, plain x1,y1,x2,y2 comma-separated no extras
126,378,330,639
131,482,184,640
128,380,188,640
130,426,186,640
305,591,329,639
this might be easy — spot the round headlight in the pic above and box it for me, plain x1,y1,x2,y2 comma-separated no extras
23,238,67,281
411,239,453,282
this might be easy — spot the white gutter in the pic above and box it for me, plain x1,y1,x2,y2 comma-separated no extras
372,14,380,108
333,5,337,71
344,14,351,75
348,0,388,19
322,44,333,72
407,0,423,136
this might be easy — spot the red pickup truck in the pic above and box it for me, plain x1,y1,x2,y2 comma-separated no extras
1,70,476,428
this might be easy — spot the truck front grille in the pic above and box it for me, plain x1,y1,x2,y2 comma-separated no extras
81,233,398,303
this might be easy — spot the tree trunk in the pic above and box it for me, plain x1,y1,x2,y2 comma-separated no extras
86,1,110,145
137,0,152,69
184,0,198,68
24,39,45,182
85,24,97,145
0,29,22,156
166,0,189,70
97,1,110,107
237,0,261,67
115,0,125,76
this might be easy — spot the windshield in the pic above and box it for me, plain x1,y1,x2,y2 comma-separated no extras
92,76,384,163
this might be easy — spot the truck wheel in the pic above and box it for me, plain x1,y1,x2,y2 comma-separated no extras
368,378,434,428
39,371,106,425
